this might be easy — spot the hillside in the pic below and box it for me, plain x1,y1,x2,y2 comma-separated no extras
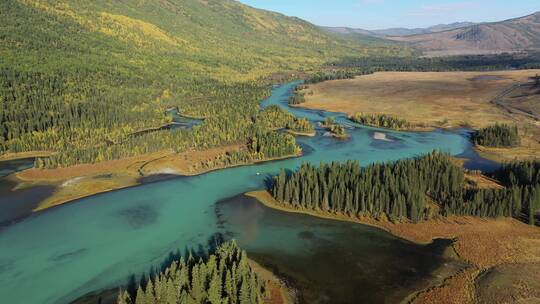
390,12,540,56
0,0,409,166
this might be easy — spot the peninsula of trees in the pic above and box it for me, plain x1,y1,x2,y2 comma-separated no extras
473,124,520,147
117,242,266,304
269,152,540,224
350,113,411,130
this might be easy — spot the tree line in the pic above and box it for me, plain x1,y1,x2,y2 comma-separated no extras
332,53,540,72
305,71,356,84
491,161,540,224
117,241,266,304
189,131,300,173
350,113,411,130
269,152,540,224
473,124,520,147
288,86,306,105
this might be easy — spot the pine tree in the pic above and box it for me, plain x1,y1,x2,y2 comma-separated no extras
208,273,223,304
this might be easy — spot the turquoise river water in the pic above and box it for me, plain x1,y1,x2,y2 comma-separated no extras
0,81,491,303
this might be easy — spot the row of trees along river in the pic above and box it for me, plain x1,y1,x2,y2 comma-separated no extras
270,152,540,224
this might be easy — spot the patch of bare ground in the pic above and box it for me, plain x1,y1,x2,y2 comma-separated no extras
247,190,540,304
475,263,540,304
249,259,296,304
299,70,540,161
464,172,504,189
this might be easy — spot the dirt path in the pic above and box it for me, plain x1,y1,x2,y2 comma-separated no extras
489,83,540,121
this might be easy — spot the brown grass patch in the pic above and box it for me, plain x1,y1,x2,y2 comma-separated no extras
249,259,295,304
141,144,246,176
464,172,504,189
300,70,540,161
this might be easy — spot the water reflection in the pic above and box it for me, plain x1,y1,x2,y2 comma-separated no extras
217,195,468,304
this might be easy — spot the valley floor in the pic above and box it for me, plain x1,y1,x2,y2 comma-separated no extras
297,70,540,162
247,190,540,304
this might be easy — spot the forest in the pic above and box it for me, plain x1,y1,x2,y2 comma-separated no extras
189,131,300,173
117,242,266,304
305,70,356,84
350,113,411,130
473,124,520,147
333,52,540,72
269,152,540,224
1,0,395,169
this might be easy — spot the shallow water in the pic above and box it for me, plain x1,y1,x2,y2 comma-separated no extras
0,157,35,178
0,179,55,227
0,82,478,304
217,195,466,304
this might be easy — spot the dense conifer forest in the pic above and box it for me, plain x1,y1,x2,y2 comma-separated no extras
1,0,406,168
305,71,356,84
270,153,540,224
117,242,266,304
350,113,411,130
473,124,520,147
333,53,540,72
491,161,540,224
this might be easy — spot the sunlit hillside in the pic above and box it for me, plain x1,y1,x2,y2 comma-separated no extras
0,0,410,161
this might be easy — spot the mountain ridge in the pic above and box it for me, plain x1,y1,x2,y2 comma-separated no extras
388,11,540,56
323,21,476,38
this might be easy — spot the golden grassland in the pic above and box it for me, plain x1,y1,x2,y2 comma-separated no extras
246,190,540,304
9,144,300,211
299,70,540,161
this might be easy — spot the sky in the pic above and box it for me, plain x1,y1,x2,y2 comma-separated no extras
237,0,540,30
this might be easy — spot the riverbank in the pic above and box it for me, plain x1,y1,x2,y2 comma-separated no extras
474,136,540,162
285,129,316,137
297,70,540,161
247,190,540,304
0,151,54,161
5,145,301,213
248,259,296,304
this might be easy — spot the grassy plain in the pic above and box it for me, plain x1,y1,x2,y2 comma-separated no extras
299,70,540,161
247,190,540,304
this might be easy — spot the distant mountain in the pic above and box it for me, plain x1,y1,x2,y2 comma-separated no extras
389,12,540,56
323,22,475,38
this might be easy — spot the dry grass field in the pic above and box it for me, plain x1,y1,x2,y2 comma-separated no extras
300,70,540,161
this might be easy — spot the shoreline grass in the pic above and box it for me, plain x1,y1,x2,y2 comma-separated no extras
246,190,540,304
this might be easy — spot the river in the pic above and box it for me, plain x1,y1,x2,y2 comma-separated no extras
0,81,493,303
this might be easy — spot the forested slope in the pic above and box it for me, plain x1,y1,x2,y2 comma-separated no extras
0,0,408,167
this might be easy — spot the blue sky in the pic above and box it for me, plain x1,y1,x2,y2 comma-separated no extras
238,0,539,30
